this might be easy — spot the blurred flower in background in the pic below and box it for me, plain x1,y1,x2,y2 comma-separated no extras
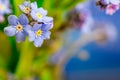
0,0,11,22
96,0,120,15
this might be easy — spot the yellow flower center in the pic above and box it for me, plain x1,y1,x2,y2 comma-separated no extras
37,13,42,19
0,4,5,10
16,25,23,31
36,29,42,36
24,7,30,13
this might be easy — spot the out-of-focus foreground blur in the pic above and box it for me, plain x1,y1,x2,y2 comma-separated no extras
0,0,120,80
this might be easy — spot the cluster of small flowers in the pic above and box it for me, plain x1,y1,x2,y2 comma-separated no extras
96,0,120,15
0,0,11,22
4,1,53,47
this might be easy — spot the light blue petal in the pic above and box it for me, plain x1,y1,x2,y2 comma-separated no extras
31,11,38,20
42,16,53,23
41,23,53,31
38,8,47,16
19,5,25,12
4,7,11,14
27,30,35,42
38,18,43,22
24,25,32,30
31,2,38,10
16,32,26,43
8,15,18,26
18,14,29,25
42,31,51,39
23,1,30,7
4,26,16,36
33,23,42,31
34,37,43,47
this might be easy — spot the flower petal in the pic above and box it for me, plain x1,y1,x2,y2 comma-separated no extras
38,8,47,16
41,23,53,31
8,15,18,26
0,15,4,22
42,31,51,39
33,23,42,31
16,32,26,43
19,5,25,12
31,11,38,20
27,30,35,42
42,16,53,23
24,25,32,31
4,26,16,36
23,1,30,7
31,2,38,10
34,37,44,47
18,14,29,25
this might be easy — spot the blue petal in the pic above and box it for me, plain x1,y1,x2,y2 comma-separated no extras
31,11,38,20
18,14,29,25
38,8,47,16
23,1,30,7
19,5,25,12
31,2,38,10
24,25,32,31
33,23,42,31
41,23,53,31
42,16,53,23
4,26,16,36
27,30,35,42
8,15,18,26
16,32,26,43
42,31,51,39
34,37,43,47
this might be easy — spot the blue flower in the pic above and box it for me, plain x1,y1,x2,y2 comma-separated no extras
4,14,29,43
30,2,53,23
19,1,31,14
27,23,53,47
0,0,11,15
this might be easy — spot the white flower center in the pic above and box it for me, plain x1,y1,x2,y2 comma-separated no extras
24,7,30,13
16,25,23,31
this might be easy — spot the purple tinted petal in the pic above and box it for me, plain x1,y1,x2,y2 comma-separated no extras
42,31,51,39
34,37,43,47
4,26,16,36
18,14,29,25
41,23,53,31
16,32,26,43
42,16,53,23
33,23,42,31
8,15,18,26
27,30,35,42
0,15,4,22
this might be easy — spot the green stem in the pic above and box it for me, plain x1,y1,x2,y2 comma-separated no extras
15,40,34,78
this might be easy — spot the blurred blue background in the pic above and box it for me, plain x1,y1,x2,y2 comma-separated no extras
65,0,120,80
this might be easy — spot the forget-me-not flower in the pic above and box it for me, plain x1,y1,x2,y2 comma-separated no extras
27,23,53,47
0,0,11,15
30,2,53,23
4,14,29,42
19,1,31,14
